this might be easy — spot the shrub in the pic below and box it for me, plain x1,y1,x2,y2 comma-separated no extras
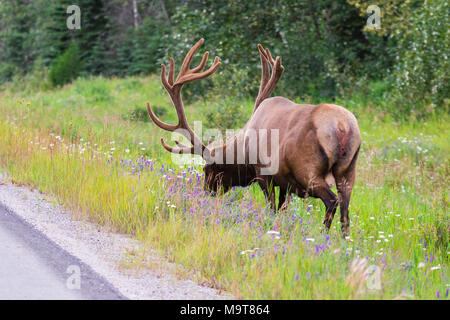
204,97,249,135
124,105,167,123
391,0,449,115
49,42,82,87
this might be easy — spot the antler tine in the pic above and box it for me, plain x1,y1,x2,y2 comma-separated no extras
147,102,177,131
253,44,285,113
263,56,284,97
178,38,205,78
258,44,270,97
160,63,172,91
190,51,209,73
168,58,175,86
175,56,220,85
161,138,194,154
265,48,276,66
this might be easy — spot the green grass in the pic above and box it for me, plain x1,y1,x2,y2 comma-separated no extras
0,76,448,299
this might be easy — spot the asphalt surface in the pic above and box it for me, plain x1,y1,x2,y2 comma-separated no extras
0,203,126,300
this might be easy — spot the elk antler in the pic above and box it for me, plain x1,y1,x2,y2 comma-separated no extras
253,44,284,113
147,38,221,161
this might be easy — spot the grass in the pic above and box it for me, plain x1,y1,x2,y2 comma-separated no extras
0,76,448,299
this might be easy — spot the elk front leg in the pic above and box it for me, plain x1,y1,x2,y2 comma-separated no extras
258,179,276,211
278,187,291,211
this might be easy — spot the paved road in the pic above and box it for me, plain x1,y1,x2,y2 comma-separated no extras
0,203,126,300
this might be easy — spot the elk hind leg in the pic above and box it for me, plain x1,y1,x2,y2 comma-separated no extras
309,180,339,231
334,151,359,237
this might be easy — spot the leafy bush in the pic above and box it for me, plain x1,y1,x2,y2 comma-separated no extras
23,57,51,92
0,63,19,83
114,17,168,77
391,0,449,115
49,42,82,87
204,97,249,134
203,64,254,133
124,105,167,123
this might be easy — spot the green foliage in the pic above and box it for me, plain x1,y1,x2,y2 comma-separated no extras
125,105,167,123
49,42,82,87
420,213,450,261
391,0,449,115
0,0,37,81
114,17,168,77
204,97,249,134
203,64,254,131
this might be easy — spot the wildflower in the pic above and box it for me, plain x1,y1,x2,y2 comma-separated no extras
306,238,315,242
369,217,375,220
430,265,441,271
266,230,280,236
125,149,130,153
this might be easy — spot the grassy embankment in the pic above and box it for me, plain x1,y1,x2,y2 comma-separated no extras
0,76,448,299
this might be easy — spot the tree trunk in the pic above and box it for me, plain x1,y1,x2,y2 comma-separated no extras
132,0,140,28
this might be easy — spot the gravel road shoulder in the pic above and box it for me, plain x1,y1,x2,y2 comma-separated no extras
0,172,231,300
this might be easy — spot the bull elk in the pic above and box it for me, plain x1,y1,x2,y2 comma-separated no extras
147,39,361,236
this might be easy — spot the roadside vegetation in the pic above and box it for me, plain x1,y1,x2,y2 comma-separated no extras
0,76,448,299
